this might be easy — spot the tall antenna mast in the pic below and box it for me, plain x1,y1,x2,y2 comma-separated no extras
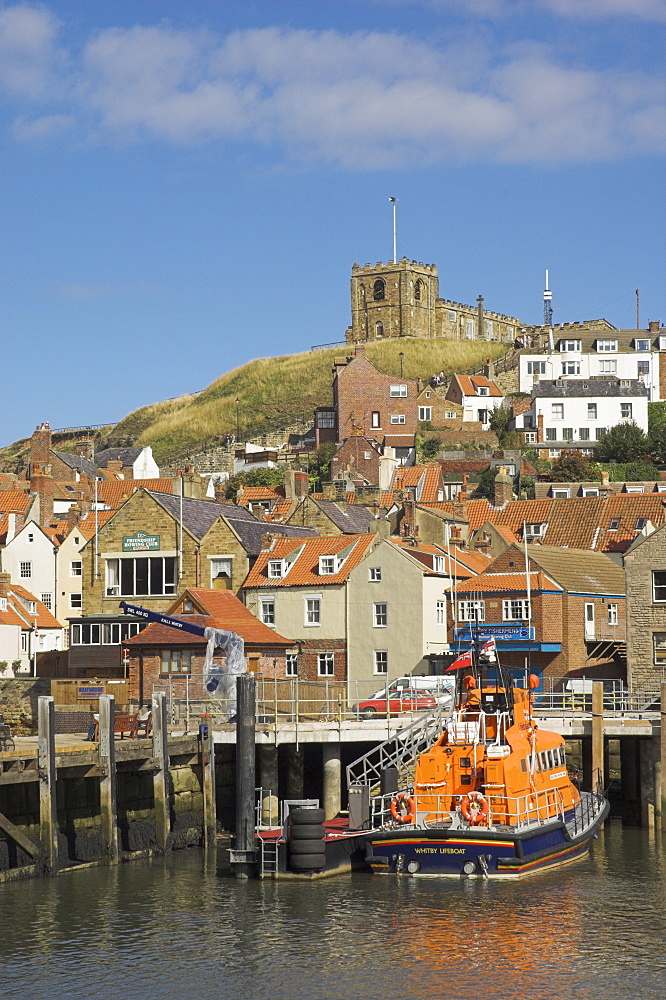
543,269,553,328
389,197,397,263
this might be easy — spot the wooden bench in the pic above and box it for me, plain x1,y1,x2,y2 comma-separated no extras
93,714,139,740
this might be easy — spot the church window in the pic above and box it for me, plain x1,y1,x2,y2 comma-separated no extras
375,322,384,337
373,279,385,301
414,281,422,301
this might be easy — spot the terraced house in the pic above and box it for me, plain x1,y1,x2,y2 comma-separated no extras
453,545,627,682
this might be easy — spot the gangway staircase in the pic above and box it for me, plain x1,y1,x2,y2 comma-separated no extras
346,704,448,797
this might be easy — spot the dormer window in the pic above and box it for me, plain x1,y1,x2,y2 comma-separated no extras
433,555,445,572
29,601,37,614
390,384,407,397
183,599,194,612
559,339,581,352
635,517,647,529
597,339,618,352
478,386,489,396
268,560,285,578
319,555,338,575
635,339,650,352
0,598,6,612
608,518,620,530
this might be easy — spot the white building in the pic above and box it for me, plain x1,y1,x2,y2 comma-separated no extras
518,324,665,400
0,573,63,676
512,378,649,457
94,446,160,480
1,521,58,617
445,374,505,430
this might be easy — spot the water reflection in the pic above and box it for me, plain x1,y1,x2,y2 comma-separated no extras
0,824,664,1000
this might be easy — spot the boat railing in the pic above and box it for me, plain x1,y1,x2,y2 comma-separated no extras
373,785,570,831
567,770,606,837
449,709,512,748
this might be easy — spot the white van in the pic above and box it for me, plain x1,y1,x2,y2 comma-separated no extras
370,676,454,706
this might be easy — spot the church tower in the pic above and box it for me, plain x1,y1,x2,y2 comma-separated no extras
348,259,440,343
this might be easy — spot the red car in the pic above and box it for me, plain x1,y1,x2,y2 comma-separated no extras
356,689,437,720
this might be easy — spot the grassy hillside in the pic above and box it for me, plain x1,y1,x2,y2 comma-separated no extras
0,338,508,469
111,338,508,463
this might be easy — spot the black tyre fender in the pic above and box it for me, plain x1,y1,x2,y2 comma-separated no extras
290,824,325,841
291,807,325,825
289,853,326,870
289,839,325,855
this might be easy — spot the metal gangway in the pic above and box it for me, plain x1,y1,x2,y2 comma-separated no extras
346,703,448,796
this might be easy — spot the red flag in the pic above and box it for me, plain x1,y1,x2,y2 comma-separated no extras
446,649,473,672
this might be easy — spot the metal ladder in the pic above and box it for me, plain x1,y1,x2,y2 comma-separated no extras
258,837,280,878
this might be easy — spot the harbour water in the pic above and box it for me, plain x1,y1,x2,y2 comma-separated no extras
1,822,664,1000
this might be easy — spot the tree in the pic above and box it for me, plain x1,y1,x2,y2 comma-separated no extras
488,405,510,439
596,422,650,464
549,451,597,482
308,442,336,490
473,466,498,498
224,466,285,500
417,435,442,461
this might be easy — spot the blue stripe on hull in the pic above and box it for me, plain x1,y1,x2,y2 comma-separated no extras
369,827,592,878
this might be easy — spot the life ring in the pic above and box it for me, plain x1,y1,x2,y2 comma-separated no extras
461,791,488,825
390,792,415,824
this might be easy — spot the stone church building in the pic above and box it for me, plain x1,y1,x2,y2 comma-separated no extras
345,258,524,345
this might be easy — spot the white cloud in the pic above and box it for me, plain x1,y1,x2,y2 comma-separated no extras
1,7,663,166
0,4,63,98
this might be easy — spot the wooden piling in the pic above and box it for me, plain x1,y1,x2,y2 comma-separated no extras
232,674,256,878
591,682,604,790
152,692,171,852
98,694,119,864
201,715,217,849
37,695,58,875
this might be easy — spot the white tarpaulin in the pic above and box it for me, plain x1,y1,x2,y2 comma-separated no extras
203,626,247,718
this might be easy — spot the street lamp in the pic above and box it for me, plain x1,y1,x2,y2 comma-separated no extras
235,398,240,442
399,352,404,378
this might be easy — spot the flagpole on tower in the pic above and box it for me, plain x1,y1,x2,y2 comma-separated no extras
388,197,397,263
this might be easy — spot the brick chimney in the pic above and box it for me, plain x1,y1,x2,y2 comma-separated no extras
106,459,123,475
30,463,55,526
29,422,51,474
649,320,660,333
0,572,11,598
354,341,366,357
494,466,513,508
76,438,94,461
215,482,227,504
484,358,495,380
537,414,544,443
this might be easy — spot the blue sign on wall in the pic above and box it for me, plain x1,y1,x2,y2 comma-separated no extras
454,624,535,642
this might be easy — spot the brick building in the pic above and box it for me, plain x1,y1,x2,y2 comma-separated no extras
315,343,417,464
122,587,294,706
453,544,626,683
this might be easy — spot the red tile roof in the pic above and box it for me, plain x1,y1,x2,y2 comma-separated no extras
95,480,174,508
455,375,504,398
392,465,442,503
0,491,32,513
124,589,293,646
10,585,63,628
456,571,560,594
244,534,376,588
236,486,285,504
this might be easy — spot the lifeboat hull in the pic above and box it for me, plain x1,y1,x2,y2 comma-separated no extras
367,795,609,879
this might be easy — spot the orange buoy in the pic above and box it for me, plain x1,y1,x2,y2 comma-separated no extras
390,792,415,824
461,791,488,825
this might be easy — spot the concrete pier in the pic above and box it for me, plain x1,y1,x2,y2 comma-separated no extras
322,742,342,819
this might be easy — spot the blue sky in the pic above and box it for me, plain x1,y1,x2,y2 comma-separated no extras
2,0,665,448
